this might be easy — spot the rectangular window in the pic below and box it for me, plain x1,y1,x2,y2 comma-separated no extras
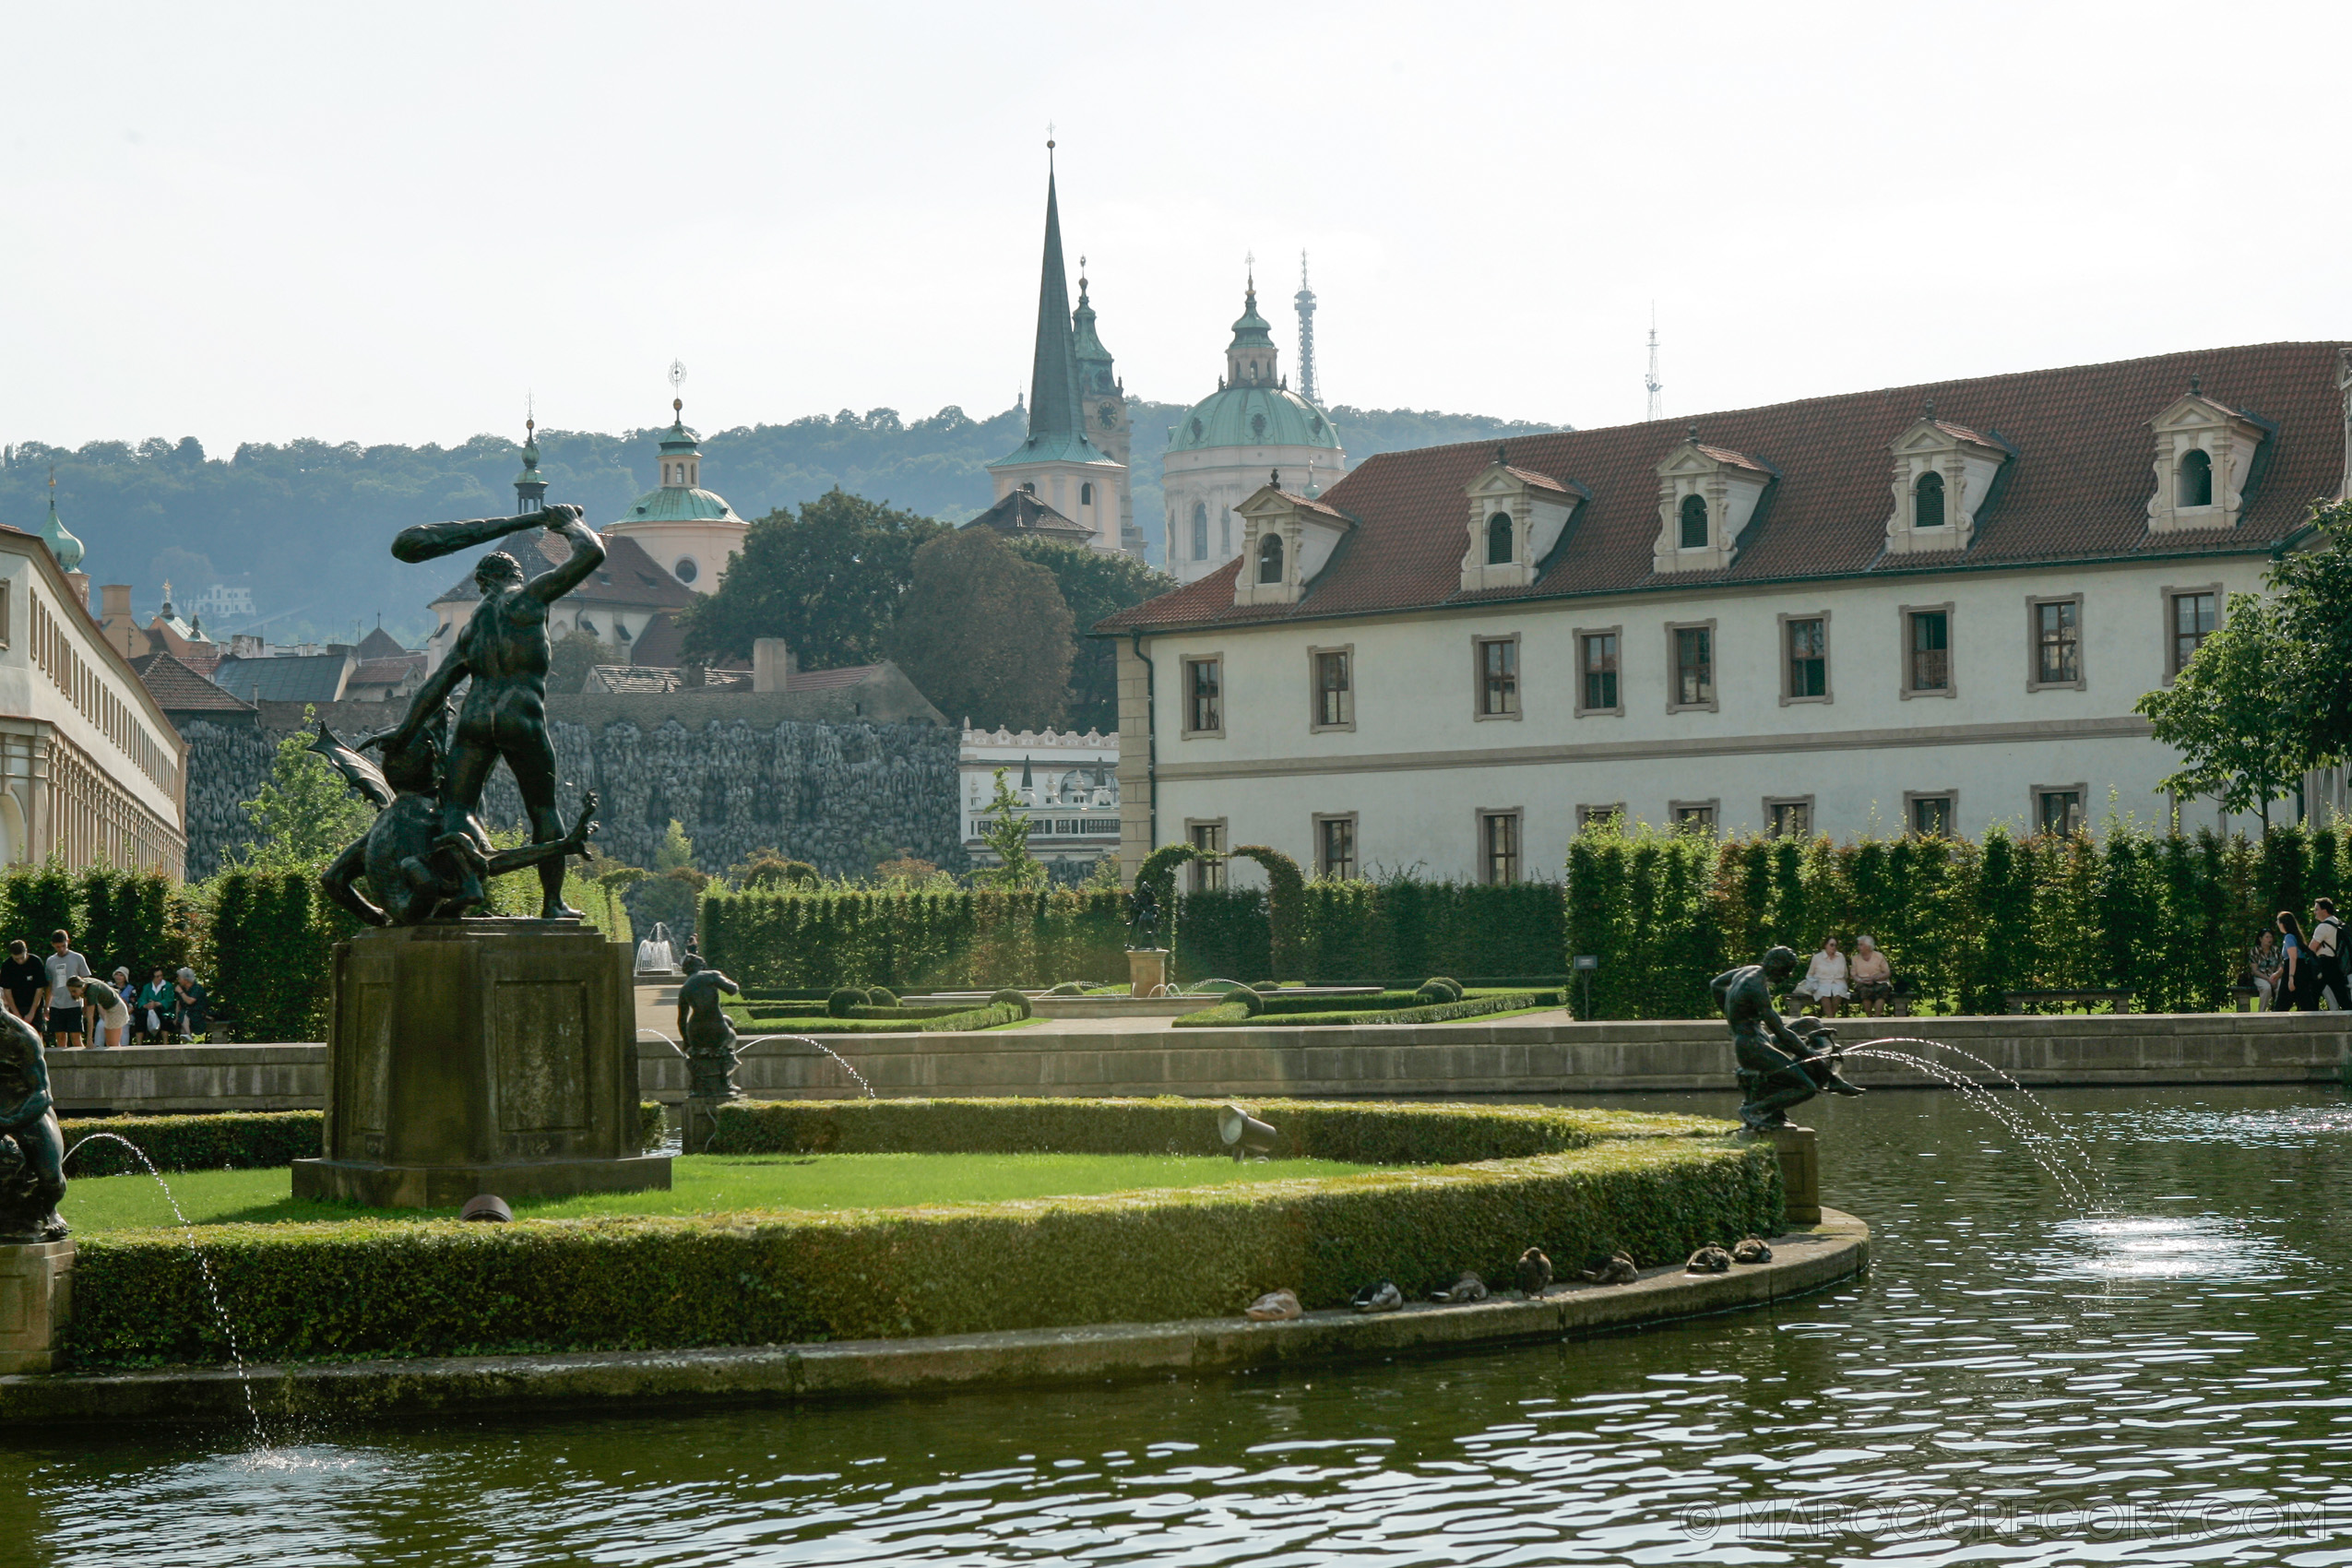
1312,647,1352,730
2037,788,2085,835
1784,615,1827,701
1183,657,1222,735
2033,598,2082,688
2170,589,2218,678
1479,811,1521,886
1316,814,1357,880
1187,821,1225,891
1907,793,1954,836
1576,802,1627,831
1766,797,1812,838
1579,631,1619,714
1907,609,1951,694
1671,800,1718,832
1670,624,1715,709
1477,636,1519,718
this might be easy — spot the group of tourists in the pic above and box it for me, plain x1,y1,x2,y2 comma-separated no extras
1785,934,1895,1018
0,930,208,1050
2250,899,2347,1012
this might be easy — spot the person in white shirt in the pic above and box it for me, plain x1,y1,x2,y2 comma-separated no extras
2310,898,2347,1011
1792,936,1851,1018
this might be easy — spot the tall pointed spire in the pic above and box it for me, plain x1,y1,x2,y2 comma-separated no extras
1025,161,1085,444
991,144,1111,470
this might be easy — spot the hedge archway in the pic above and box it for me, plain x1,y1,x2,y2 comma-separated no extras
1229,845,1303,980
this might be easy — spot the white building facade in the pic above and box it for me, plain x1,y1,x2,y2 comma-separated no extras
1104,342,2352,886
962,723,1121,873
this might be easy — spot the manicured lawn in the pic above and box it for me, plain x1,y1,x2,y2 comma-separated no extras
60,1150,1390,1232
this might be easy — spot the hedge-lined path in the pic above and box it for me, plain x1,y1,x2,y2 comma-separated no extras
0,1211,1866,1426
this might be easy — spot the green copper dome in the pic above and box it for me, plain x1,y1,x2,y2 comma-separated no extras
622,484,740,524
41,489,83,573
1170,384,1341,454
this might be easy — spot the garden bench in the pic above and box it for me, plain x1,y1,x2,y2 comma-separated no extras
2003,988,2132,1015
2229,984,2263,1013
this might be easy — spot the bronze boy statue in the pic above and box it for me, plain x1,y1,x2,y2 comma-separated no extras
0,1010,65,1242
677,954,744,1102
1713,945,1864,1130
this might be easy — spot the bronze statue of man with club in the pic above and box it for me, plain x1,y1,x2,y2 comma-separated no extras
381,502,606,920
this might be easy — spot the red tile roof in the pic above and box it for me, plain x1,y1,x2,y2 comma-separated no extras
127,651,256,714
432,529,700,611
1100,341,2350,635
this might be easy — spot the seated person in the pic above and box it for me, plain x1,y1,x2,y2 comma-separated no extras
2250,930,2284,1009
1849,935,1894,1016
1790,935,1850,1018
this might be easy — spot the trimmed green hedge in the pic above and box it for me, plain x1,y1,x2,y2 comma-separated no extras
60,1111,324,1175
1174,989,1562,1029
731,1001,1028,1035
701,879,1567,991
1566,817,2352,1018
706,1095,1731,1163
62,1099,1774,1366
59,1106,671,1175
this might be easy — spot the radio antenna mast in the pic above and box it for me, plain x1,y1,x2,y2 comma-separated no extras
1645,305,1663,422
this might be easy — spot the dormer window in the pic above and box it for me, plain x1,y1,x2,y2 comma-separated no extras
1914,470,1944,529
1653,435,1774,574
1459,454,1578,592
2179,447,2213,507
2147,388,2268,533
1678,494,1709,549
1233,480,1352,608
1883,415,2009,555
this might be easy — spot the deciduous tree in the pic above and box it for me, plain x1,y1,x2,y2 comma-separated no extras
675,488,945,667
888,529,1075,730
2135,593,2308,830
1003,537,1173,733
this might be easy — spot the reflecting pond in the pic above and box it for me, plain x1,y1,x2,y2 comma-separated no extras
9,1084,2352,1566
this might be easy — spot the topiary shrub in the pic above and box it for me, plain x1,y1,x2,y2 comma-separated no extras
988,988,1032,1018
865,985,899,1008
1233,985,1264,1017
1048,980,1086,996
826,986,868,1019
1416,976,1465,1004
1231,846,1305,976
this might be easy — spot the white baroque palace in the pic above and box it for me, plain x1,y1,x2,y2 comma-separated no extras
961,723,1120,873
1101,342,2352,886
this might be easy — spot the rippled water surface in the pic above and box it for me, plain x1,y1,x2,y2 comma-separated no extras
11,1084,2352,1566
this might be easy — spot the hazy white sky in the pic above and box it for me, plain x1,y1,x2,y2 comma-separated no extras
4,0,2346,456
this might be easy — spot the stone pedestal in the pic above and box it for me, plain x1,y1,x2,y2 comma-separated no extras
1745,1124,1821,1225
682,1096,723,1154
1127,948,1169,998
292,921,671,1209
0,1240,74,1374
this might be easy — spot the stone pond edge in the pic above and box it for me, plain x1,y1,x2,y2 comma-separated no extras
0,1210,1867,1425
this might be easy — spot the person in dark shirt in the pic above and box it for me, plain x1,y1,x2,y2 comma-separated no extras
0,941,46,1031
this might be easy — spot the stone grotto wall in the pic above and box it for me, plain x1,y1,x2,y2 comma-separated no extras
181,718,965,881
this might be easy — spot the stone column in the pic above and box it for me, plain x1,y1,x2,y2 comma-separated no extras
1744,1124,1821,1226
1127,948,1168,998
0,1241,74,1374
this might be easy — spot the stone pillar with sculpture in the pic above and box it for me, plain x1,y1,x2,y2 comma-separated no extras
1713,944,1865,1226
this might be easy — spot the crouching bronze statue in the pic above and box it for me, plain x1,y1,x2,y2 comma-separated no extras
0,1011,65,1243
317,713,597,926
1714,945,1865,1130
